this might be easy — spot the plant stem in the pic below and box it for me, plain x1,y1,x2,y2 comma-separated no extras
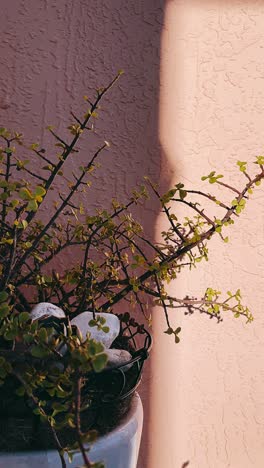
11,144,107,280
75,377,92,468
101,168,264,311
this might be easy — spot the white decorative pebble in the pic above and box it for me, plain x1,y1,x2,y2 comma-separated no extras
106,348,132,371
70,311,120,348
30,302,66,321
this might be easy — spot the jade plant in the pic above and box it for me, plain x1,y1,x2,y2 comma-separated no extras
0,72,264,467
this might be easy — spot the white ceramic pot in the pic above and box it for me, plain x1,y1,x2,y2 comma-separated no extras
0,393,143,468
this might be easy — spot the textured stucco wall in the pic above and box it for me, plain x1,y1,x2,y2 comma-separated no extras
0,0,163,203
148,2,264,468
0,1,164,466
1,2,264,468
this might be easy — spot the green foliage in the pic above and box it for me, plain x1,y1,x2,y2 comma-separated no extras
255,155,264,166
0,356,12,385
203,287,253,322
0,74,264,467
237,161,247,173
201,171,223,184
89,316,110,334
164,326,181,343
231,198,246,214
0,290,11,318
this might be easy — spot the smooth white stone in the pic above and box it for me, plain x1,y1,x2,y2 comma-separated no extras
30,302,66,321
70,311,120,348
106,348,133,371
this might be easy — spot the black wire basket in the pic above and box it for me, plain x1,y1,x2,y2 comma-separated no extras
0,314,152,451
65,314,152,439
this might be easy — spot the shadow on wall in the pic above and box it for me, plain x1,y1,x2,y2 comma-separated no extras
0,1,172,468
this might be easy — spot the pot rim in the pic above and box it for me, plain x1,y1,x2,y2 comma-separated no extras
0,392,143,461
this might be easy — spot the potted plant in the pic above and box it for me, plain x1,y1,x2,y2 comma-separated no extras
0,72,263,467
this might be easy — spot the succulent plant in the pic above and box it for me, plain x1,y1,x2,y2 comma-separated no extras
0,73,263,467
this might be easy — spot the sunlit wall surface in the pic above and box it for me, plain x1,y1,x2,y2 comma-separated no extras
1,2,264,468
148,2,264,468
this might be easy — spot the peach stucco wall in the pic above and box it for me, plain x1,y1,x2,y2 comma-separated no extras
1,2,264,468
148,2,264,468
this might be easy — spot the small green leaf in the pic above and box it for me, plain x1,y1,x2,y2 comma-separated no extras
26,200,38,211
89,319,97,327
19,188,33,200
31,345,50,358
4,330,17,340
18,312,30,323
0,291,8,303
24,334,34,344
34,186,46,197
255,156,264,165
0,302,10,318
92,353,108,372
38,328,48,342
160,189,176,204
17,219,28,229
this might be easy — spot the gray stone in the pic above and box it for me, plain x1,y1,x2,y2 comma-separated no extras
106,348,133,371
70,311,120,348
30,302,66,321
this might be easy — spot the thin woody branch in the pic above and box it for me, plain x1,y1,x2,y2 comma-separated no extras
11,143,108,279
101,166,264,311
